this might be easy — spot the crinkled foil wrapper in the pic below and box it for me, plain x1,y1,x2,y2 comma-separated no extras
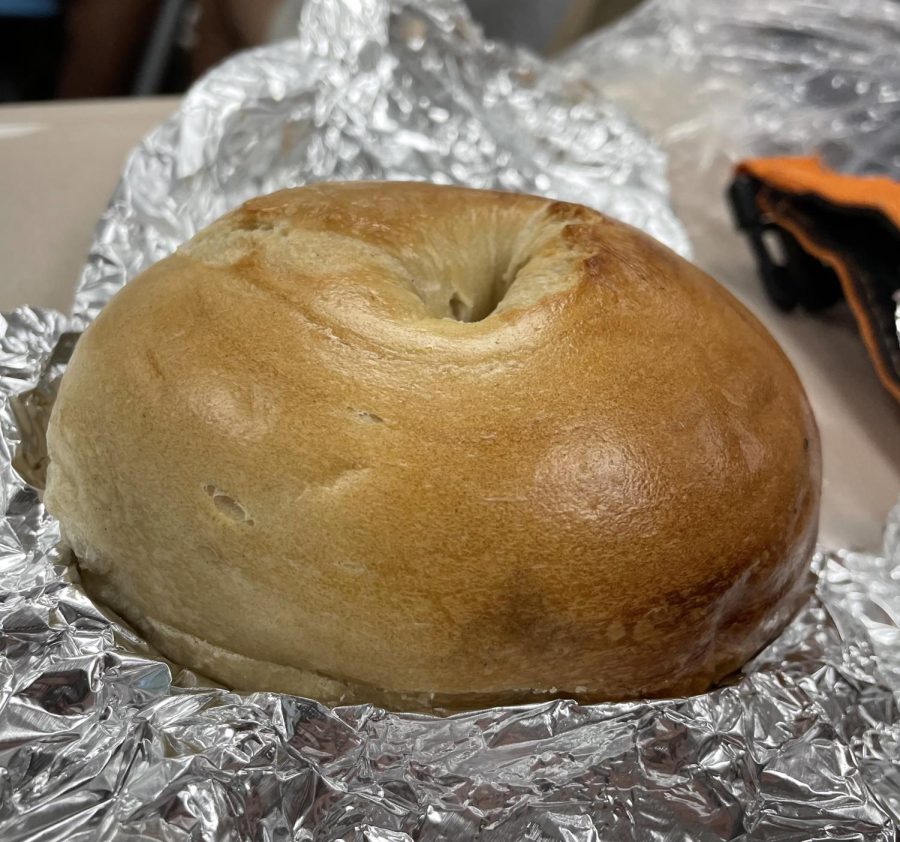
70,0,688,329
3,0,900,839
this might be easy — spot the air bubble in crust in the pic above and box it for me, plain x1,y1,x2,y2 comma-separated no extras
203,484,253,524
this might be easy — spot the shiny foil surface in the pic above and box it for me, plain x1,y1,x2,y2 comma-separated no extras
2,0,900,839
70,0,688,329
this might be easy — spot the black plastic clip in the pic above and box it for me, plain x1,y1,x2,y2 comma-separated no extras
727,174,841,312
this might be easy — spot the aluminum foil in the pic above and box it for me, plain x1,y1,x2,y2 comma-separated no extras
70,0,688,329
3,0,900,839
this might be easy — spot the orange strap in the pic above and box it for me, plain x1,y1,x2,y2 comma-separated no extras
734,156,900,403
737,157,900,229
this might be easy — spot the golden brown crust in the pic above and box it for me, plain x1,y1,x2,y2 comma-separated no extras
45,182,820,711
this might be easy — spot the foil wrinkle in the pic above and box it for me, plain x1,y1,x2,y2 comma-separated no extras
2,0,900,839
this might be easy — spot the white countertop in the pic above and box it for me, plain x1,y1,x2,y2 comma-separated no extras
0,98,177,314
0,96,897,551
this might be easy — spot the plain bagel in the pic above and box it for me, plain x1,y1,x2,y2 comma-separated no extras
44,181,821,711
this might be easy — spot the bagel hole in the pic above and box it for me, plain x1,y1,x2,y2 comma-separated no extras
449,292,467,321
444,281,506,323
418,225,536,322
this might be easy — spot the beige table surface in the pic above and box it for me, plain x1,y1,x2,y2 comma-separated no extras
1,97,898,551
0,98,177,314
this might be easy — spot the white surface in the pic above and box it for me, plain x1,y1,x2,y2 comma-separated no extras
0,98,177,314
0,96,897,550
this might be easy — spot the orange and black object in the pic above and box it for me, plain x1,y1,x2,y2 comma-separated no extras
728,157,900,402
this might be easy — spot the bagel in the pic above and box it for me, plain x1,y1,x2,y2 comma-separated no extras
45,182,820,711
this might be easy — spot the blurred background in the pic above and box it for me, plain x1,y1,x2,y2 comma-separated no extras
0,0,638,102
